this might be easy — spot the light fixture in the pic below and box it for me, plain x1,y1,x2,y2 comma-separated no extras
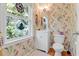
37,4,50,12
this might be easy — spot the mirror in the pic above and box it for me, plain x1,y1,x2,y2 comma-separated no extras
42,16,48,30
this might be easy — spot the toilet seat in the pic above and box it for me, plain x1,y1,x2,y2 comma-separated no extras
53,43,64,52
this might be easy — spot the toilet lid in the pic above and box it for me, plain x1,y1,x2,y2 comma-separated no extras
53,43,64,50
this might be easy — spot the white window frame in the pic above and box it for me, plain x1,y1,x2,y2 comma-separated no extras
0,3,33,46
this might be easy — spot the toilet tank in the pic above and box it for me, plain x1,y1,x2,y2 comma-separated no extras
54,34,64,44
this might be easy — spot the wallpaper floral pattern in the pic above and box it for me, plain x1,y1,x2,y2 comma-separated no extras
3,38,35,56
0,3,76,56
49,4,76,50
33,3,76,50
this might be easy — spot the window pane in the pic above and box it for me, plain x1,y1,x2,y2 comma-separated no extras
6,16,29,39
6,3,30,40
7,3,28,17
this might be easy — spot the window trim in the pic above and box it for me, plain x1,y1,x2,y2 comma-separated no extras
0,3,33,46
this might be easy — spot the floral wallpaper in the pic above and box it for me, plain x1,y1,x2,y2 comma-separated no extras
3,38,35,56
0,3,76,56
33,3,76,50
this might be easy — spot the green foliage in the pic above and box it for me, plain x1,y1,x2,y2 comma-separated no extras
7,22,16,39
7,3,24,16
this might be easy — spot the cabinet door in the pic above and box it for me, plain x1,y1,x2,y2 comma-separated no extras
41,32,49,52
35,31,49,52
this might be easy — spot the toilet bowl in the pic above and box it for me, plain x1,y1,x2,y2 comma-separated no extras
53,43,64,56
52,34,64,56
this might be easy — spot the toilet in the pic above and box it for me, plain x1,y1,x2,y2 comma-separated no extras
52,34,64,56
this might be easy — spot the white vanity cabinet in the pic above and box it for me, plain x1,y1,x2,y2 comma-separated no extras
35,16,50,53
35,30,50,53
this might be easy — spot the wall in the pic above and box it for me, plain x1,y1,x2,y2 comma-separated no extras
33,3,76,50
3,38,35,56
